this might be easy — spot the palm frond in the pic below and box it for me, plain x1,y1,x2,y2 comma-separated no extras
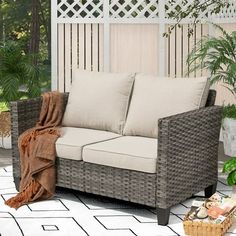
187,24,236,95
0,41,42,105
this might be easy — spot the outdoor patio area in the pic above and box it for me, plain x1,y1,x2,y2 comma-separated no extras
0,145,235,236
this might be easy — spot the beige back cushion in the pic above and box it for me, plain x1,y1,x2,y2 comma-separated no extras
62,70,134,134
123,74,210,138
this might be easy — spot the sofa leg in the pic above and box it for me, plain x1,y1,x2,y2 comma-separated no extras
157,207,170,226
14,177,21,192
204,183,217,198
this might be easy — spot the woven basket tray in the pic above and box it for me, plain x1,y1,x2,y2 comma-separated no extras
0,112,11,137
183,207,236,236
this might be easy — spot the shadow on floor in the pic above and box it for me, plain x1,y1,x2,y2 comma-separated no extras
0,148,12,167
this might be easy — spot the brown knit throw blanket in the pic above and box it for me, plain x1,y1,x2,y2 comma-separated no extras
5,91,64,209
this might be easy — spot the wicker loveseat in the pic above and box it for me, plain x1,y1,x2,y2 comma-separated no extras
11,71,222,225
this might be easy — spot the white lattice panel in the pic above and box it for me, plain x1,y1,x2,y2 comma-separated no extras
110,0,159,18
57,0,103,18
165,0,209,19
165,0,236,20
56,0,236,21
213,0,236,19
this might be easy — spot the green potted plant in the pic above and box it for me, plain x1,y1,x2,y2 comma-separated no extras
0,41,41,148
223,155,236,199
187,24,235,95
187,24,236,156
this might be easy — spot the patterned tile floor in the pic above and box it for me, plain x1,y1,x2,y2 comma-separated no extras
0,148,236,236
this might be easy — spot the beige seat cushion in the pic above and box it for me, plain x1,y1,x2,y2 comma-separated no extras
124,74,210,138
56,127,120,160
62,70,134,134
83,136,157,173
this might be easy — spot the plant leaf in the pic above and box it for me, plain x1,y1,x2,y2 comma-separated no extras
227,170,236,186
223,157,236,174
187,24,236,95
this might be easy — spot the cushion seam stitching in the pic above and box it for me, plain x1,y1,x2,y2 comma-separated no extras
84,148,156,160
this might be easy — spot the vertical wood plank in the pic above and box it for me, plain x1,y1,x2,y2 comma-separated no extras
110,24,158,75
51,0,58,90
141,24,158,76
188,25,195,78
169,26,176,77
99,24,104,71
156,25,160,76
92,24,99,71
158,0,166,77
166,26,170,76
195,24,202,77
103,0,110,72
79,23,85,70
58,24,65,92
182,24,189,77
71,23,78,81
85,24,92,71
64,24,71,92
201,24,209,77
176,25,182,77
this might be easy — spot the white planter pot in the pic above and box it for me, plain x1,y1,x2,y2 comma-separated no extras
222,118,236,156
0,111,12,149
0,134,12,149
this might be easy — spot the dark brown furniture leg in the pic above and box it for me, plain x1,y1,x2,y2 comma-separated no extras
204,182,217,198
157,207,170,226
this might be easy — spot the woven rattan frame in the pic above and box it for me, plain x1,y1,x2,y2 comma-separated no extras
10,90,222,223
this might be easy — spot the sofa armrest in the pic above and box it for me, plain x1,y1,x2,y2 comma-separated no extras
10,93,69,178
156,106,222,209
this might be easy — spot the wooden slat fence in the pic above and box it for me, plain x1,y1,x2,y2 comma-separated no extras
52,0,236,104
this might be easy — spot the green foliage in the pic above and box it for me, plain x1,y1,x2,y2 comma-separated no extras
0,0,51,112
187,25,236,95
0,0,31,42
165,0,230,37
223,157,236,185
0,101,7,112
223,104,236,120
227,170,236,186
223,157,236,174
0,41,41,108
0,0,51,92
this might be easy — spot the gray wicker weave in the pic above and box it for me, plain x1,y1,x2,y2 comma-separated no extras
10,90,222,225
